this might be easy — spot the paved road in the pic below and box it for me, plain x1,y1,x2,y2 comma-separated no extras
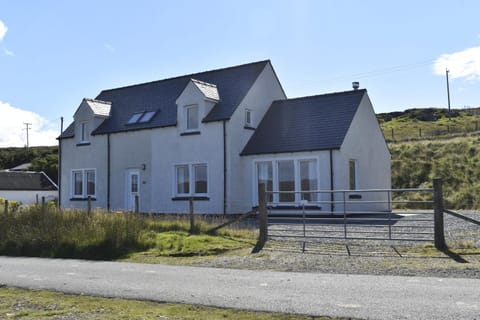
0,257,478,320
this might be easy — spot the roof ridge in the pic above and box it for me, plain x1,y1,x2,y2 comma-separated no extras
97,60,271,95
272,89,367,104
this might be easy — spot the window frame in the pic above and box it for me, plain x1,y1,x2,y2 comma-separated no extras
79,122,89,143
174,163,208,197
254,158,319,205
71,168,96,199
349,159,358,190
245,109,253,127
185,104,199,132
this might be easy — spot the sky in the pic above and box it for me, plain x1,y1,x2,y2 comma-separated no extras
0,0,479,147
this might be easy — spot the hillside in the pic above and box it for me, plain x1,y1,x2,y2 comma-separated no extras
378,107,480,142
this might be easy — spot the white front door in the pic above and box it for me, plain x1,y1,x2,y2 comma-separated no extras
126,169,140,211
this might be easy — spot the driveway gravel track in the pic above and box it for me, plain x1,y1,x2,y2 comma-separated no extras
0,256,479,320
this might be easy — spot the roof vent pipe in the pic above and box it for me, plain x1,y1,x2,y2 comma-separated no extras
352,82,360,90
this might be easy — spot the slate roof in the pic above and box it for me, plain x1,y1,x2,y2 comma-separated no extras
241,89,367,156
0,171,58,191
191,79,220,101
85,99,111,117
59,60,270,138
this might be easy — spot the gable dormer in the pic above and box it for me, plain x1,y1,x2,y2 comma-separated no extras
73,98,111,145
176,79,220,134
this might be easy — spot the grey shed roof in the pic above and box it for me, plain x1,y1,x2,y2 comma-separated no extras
241,89,367,156
0,171,58,191
59,60,270,138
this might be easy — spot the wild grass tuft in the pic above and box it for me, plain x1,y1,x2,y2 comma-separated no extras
0,205,257,260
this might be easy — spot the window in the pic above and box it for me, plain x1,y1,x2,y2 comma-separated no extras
245,109,253,127
127,111,157,125
176,165,190,194
300,160,318,201
175,163,208,196
186,105,199,131
131,174,139,193
127,112,144,124
80,122,88,142
139,111,156,123
349,159,357,190
194,164,207,194
256,162,273,203
71,169,96,198
255,159,318,205
278,160,295,202
73,171,83,197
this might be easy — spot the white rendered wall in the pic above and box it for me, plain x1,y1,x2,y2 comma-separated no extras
227,62,287,213
0,190,58,205
108,130,152,212
60,101,109,210
335,93,391,212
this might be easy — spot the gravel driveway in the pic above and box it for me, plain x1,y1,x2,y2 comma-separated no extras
194,211,480,278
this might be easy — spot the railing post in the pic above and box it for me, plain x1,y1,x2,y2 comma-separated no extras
134,194,139,213
189,197,195,234
258,184,268,245
433,178,446,250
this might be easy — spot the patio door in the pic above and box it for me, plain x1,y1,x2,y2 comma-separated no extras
126,169,140,211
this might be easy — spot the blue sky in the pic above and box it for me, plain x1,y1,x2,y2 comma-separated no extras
1,0,479,146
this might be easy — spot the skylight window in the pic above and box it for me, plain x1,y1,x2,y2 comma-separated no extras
139,111,156,123
127,112,144,124
126,111,157,125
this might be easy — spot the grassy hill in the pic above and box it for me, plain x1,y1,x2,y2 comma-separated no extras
379,107,480,209
378,107,480,142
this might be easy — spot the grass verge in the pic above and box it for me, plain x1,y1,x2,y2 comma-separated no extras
0,286,342,320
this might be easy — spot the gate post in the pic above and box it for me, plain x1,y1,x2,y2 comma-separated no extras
433,178,446,250
252,184,268,253
189,197,195,234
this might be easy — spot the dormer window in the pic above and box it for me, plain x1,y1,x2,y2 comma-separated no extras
245,109,253,127
185,105,199,131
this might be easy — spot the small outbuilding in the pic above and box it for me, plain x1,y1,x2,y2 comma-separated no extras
0,171,58,205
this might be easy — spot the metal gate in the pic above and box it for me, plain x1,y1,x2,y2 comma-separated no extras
266,188,436,244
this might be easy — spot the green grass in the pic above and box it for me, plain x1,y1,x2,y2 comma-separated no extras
0,286,342,320
378,107,480,142
0,204,257,261
389,136,480,209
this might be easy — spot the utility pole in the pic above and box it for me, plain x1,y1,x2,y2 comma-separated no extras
23,122,32,148
446,69,451,120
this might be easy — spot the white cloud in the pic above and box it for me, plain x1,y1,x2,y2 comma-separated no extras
0,20,7,41
0,101,59,147
433,46,480,81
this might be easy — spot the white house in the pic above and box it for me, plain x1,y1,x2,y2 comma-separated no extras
0,171,58,205
58,60,390,214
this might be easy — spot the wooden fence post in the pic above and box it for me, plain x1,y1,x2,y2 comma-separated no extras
189,197,195,234
391,128,394,140
433,178,446,250
41,196,46,214
134,194,139,213
258,185,268,246
87,196,92,216
4,200,8,215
